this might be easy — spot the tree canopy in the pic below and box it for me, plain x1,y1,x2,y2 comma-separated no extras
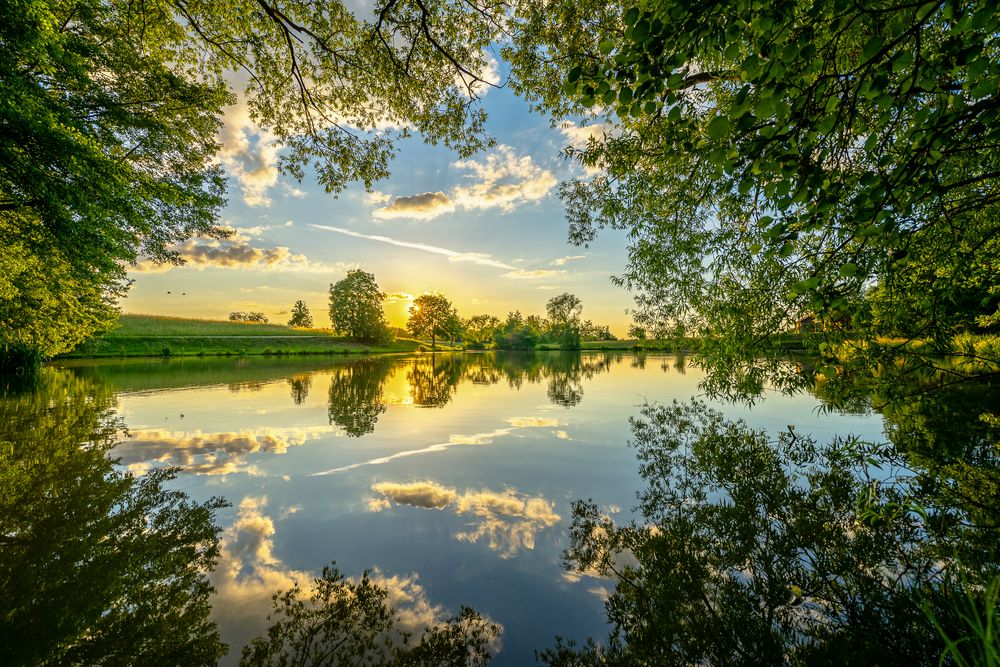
287,300,313,328
1,0,502,368
329,270,391,343
506,0,1000,396
407,293,458,349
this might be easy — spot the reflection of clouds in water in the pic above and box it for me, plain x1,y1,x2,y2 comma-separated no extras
369,481,560,558
116,427,332,476
210,495,499,662
311,416,564,476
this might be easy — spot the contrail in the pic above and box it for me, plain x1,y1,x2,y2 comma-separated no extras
311,224,515,270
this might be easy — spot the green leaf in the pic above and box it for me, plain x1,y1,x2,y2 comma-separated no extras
839,263,858,277
707,115,730,140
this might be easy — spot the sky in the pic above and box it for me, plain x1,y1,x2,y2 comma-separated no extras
125,56,634,335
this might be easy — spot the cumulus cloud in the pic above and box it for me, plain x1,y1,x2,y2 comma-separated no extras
452,145,557,212
133,237,345,274
455,51,502,98
501,269,566,280
115,427,329,476
371,145,556,221
368,481,561,558
216,97,281,207
373,191,456,221
558,121,614,148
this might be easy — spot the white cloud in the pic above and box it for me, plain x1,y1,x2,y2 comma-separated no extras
558,121,614,148
133,237,348,274
501,269,566,280
452,145,557,211
216,97,281,207
550,255,587,266
373,191,456,221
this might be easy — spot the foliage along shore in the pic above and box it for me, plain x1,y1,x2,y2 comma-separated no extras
57,314,696,360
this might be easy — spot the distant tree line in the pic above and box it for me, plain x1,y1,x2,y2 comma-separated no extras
228,312,269,324
320,270,617,350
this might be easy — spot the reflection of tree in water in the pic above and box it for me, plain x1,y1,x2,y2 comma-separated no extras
544,352,615,408
327,357,398,436
0,369,226,665
240,564,500,666
408,354,464,408
453,351,618,409
811,363,1000,569
287,374,312,405
542,393,1000,665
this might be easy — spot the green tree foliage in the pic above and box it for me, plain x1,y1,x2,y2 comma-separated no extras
580,320,617,341
230,311,269,323
507,0,1000,395
287,300,314,328
239,564,500,667
546,293,583,349
493,311,540,350
407,293,458,349
329,270,391,344
2,0,503,367
462,314,501,349
0,369,227,665
540,400,997,666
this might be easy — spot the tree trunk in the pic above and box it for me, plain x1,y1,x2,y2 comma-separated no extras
431,331,436,350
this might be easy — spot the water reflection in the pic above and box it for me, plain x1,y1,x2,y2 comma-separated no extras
327,356,398,436
369,481,561,558
543,368,1000,664
287,374,311,405
0,370,226,665
9,352,955,665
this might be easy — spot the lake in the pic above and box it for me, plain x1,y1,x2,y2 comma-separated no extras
14,351,891,664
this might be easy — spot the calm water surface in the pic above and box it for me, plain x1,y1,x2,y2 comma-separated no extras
52,352,884,664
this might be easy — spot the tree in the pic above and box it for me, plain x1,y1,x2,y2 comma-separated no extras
462,314,501,349
2,0,504,369
240,564,500,667
230,311,269,323
407,293,457,350
580,320,616,341
329,271,391,344
0,369,227,665
546,293,583,349
493,311,539,350
507,0,1000,396
287,300,313,328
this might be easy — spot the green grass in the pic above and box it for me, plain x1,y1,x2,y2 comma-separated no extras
109,314,327,337
62,314,421,358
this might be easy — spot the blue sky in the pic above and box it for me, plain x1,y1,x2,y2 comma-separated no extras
126,58,633,334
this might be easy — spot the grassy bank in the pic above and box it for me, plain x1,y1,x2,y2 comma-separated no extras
62,314,421,358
